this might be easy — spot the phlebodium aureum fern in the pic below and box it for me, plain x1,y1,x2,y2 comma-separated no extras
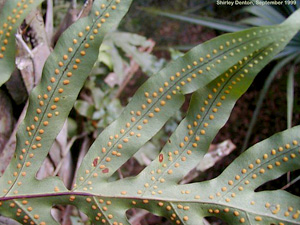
0,0,300,224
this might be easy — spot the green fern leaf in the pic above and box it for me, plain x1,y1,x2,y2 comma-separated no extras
74,9,300,192
0,0,45,86
0,5,300,225
0,0,132,223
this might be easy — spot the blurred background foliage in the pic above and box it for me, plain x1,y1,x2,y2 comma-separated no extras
0,0,299,224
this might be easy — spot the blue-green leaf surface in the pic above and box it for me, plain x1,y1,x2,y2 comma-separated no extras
0,7,300,225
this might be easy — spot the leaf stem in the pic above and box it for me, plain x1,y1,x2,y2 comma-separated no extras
0,191,93,202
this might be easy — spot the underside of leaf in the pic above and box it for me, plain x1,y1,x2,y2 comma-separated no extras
0,4,300,225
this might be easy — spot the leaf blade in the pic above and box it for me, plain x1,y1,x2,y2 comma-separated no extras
0,0,44,86
0,0,133,197
76,11,300,192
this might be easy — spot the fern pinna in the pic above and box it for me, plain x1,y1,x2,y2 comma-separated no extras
0,0,300,224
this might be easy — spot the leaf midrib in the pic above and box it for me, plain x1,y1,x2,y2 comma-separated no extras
217,145,300,202
1,190,297,224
